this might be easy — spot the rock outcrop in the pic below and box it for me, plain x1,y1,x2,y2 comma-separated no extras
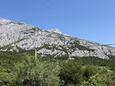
0,18,115,59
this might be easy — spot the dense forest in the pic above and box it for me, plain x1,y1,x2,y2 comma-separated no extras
0,50,115,86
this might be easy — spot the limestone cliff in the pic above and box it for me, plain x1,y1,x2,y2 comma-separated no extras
0,18,115,59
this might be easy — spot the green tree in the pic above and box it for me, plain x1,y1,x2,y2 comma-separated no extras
16,55,61,86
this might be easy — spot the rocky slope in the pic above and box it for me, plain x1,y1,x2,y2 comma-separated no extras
0,18,115,59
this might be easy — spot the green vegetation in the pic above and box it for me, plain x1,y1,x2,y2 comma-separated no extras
0,50,115,86
32,26,40,31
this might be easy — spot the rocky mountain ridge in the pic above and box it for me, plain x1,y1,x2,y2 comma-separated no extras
0,18,115,59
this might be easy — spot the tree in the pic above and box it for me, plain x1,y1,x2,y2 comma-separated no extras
16,55,61,86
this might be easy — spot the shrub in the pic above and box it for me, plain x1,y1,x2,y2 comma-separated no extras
59,60,83,86
16,55,61,86
0,68,17,86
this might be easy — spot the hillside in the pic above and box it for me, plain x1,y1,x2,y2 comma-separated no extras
0,18,115,86
0,50,115,86
0,18,115,59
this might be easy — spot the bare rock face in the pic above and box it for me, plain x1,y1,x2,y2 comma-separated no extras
0,18,115,59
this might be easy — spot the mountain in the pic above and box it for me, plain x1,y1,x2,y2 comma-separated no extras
0,18,115,59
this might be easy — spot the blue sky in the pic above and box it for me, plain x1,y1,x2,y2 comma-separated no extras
0,0,115,45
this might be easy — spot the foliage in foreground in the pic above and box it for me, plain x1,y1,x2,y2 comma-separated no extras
0,51,115,86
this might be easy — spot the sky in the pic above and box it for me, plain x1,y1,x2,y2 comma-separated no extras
0,0,115,45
